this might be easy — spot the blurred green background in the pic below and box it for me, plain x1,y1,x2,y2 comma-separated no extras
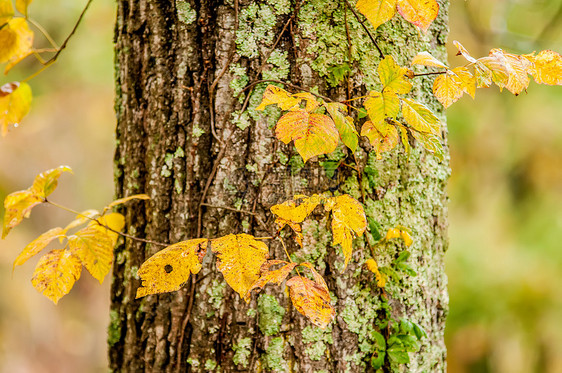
0,0,561,372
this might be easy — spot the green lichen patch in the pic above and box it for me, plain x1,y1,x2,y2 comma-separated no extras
107,309,121,347
263,336,286,371
232,337,252,368
207,279,227,311
176,1,196,25
301,325,333,361
258,294,285,336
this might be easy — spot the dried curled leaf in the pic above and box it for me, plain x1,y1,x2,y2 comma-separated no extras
246,260,298,301
31,249,82,304
411,51,448,69
378,55,413,94
210,234,269,301
325,194,367,268
275,110,339,163
67,213,125,283
13,227,67,269
400,98,440,135
453,40,477,64
287,263,335,328
385,226,413,246
136,238,208,298
324,102,359,153
365,258,386,287
0,81,32,136
396,0,439,32
356,0,396,30
2,166,71,238
361,120,399,159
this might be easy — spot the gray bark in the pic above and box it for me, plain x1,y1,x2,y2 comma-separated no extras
110,0,449,371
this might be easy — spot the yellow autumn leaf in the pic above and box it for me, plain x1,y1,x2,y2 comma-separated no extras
286,263,335,328
525,50,562,86
2,190,41,238
210,234,269,301
489,49,531,95
0,18,33,64
397,122,410,155
400,98,440,135
324,102,359,152
378,55,413,94
271,194,322,224
432,70,464,108
63,209,100,231
365,258,386,287
293,92,320,112
364,90,400,131
356,0,396,30
396,0,439,32
31,165,73,197
13,227,67,269
412,131,444,161
451,66,475,98
16,0,33,16
325,194,367,268
67,213,124,283
361,120,399,159
104,193,150,213
385,226,413,246
477,56,509,89
411,51,448,69
255,85,300,111
275,110,339,163
0,0,14,25
31,249,82,304
245,260,298,301
136,238,208,298
275,217,304,247
0,81,32,136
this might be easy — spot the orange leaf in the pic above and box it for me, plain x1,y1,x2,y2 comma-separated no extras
378,55,413,94
13,227,67,269
275,110,339,163
0,81,32,136
210,234,269,301
245,260,298,301
287,263,335,328
396,0,439,32
31,249,82,304
325,195,367,268
136,238,208,298
361,120,399,159
356,0,396,30
255,85,300,111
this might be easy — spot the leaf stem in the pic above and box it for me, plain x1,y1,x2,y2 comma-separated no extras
412,71,447,77
343,0,384,57
27,17,60,50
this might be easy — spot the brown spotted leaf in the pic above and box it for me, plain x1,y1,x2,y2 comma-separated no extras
136,238,209,298
245,260,298,301
210,234,269,301
361,120,399,159
31,249,82,304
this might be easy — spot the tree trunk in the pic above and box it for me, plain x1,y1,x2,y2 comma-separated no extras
109,0,449,372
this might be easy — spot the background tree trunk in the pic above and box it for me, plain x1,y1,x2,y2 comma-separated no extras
109,0,449,371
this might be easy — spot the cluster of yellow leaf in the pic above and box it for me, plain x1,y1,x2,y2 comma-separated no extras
2,166,149,303
361,55,444,161
412,41,562,108
1,0,35,135
356,0,439,32
271,193,367,268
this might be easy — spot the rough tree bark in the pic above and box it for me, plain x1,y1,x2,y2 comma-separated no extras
109,0,449,372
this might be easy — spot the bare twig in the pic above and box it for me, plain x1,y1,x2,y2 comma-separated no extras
343,0,383,57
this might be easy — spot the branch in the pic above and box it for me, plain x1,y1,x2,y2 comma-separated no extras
343,0,384,57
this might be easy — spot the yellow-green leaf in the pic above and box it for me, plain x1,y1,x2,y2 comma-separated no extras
432,70,464,108
31,249,82,304
275,110,339,163
210,234,269,301
324,102,359,153
356,0,396,30
0,81,32,136
16,0,32,16
411,51,447,69
378,55,413,94
361,120,399,159
365,258,386,287
136,238,208,298
246,260,298,301
63,209,100,231
13,227,66,269
525,50,562,86
411,131,444,161
385,226,413,246
325,194,367,268
2,190,42,238
255,85,300,111
396,0,439,32
67,213,124,283
397,122,410,155
451,66,475,98
31,165,72,198
0,18,33,64
489,49,531,95
364,90,400,132
0,0,14,25
400,98,440,135
477,56,509,89
286,263,335,328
